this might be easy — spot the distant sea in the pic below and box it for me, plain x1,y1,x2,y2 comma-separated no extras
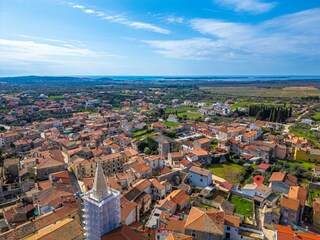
77,75,320,81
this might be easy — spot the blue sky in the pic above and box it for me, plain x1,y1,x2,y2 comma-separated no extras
0,0,320,76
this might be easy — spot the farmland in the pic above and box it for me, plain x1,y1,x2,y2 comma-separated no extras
201,87,320,98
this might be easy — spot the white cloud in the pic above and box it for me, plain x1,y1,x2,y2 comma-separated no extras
17,35,68,44
215,0,276,14
128,22,170,34
72,4,84,9
70,3,170,34
84,9,96,14
145,8,320,61
144,38,217,60
0,39,122,64
165,16,184,24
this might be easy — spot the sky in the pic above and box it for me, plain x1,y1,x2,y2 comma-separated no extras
0,0,320,76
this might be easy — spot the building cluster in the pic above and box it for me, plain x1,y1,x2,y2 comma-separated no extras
0,92,320,240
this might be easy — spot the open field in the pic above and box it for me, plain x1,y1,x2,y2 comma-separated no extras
312,112,320,121
278,160,315,171
133,129,155,139
229,195,254,217
283,86,318,91
201,87,320,98
308,188,320,205
165,106,198,113
165,106,202,120
164,121,180,127
49,95,65,100
230,101,293,110
206,163,243,184
177,111,202,120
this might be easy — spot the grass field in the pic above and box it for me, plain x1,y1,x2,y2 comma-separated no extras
165,121,180,127
229,195,254,217
206,163,243,184
165,106,202,120
177,112,202,120
200,87,320,98
133,129,156,139
230,101,296,110
312,112,320,121
308,189,320,205
49,95,65,100
166,106,198,112
278,160,315,171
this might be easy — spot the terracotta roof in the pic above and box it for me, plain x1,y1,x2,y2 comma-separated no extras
159,166,171,175
275,224,320,240
158,211,186,233
192,148,209,156
224,214,241,228
165,233,192,240
38,180,53,191
121,201,138,222
269,172,297,186
132,179,152,192
185,207,224,235
280,197,300,211
195,138,211,145
165,190,190,207
256,184,272,196
169,152,183,158
131,163,151,173
150,178,165,190
313,199,320,213
190,166,211,177
158,199,177,212
102,225,143,240
288,186,307,206
257,163,271,170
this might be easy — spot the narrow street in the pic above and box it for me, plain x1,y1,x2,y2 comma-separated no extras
68,171,84,225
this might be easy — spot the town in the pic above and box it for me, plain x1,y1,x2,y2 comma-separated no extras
0,78,319,240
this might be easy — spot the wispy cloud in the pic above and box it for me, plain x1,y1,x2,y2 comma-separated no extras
144,8,320,61
164,16,184,24
17,35,68,44
0,38,122,64
144,38,217,60
215,0,276,14
71,4,84,9
69,3,171,34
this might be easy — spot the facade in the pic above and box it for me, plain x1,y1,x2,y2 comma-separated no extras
294,148,320,162
269,172,298,194
313,198,320,228
189,166,212,188
83,161,121,240
156,135,173,157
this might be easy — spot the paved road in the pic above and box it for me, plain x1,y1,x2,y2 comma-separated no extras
259,206,276,240
68,171,84,225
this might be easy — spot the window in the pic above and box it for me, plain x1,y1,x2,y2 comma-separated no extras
226,226,230,231
200,179,203,182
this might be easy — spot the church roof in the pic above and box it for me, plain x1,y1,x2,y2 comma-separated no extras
92,161,109,201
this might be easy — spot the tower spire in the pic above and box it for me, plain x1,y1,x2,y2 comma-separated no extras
92,161,109,201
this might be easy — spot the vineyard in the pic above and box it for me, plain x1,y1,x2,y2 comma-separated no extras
203,87,320,98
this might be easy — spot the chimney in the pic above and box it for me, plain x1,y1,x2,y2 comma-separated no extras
294,232,298,238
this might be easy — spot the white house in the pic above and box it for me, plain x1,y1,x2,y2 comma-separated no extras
145,155,165,170
167,114,179,123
